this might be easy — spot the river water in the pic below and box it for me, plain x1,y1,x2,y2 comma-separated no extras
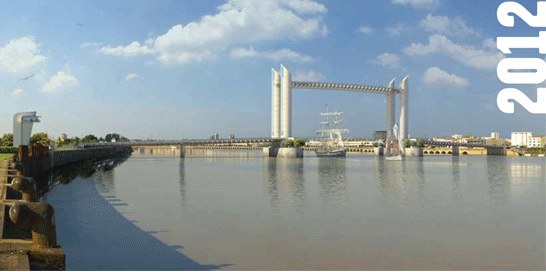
44,150,545,270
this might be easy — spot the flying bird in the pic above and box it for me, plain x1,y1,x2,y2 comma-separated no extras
76,22,83,26
20,73,35,80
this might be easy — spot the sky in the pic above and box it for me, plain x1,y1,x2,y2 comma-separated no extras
0,0,545,140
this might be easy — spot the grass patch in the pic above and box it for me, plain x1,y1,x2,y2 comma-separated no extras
0,153,13,161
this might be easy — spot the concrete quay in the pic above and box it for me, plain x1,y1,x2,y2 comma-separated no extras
1,146,132,270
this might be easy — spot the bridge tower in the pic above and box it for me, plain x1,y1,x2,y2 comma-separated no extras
281,65,292,138
271,65,408,141
271,69,281,138
399,76,409,140
386,79,396,141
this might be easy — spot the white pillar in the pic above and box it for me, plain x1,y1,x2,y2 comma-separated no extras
272,69,281,138
386,79,395,140
399,76,409,140
281,65,292,138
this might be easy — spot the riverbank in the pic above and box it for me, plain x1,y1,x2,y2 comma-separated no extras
0,146,133,270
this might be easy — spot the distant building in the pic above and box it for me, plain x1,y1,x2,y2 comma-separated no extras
59,133,67,142
511,132,532,147
527,135,544,148
485,138,505,146
373,131,387,141
452,134,463,140
491,132,500,139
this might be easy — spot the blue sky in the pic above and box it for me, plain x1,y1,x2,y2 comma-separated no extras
0,0,544,140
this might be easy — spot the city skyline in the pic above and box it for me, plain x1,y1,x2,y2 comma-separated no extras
0,0,545,140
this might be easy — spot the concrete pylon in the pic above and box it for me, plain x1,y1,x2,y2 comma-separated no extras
281,65,292,138
386,79,396,140
399,76,409,140
271,69,281,138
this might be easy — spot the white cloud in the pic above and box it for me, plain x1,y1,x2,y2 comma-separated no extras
263,48,313,62
125,73,139,81
371,53,402,70
11,88,23,97
403,34,504,70
292,70,326,81
422,67,469,88
283,0,327,14
230,47,314,62
359,26,374,35
229,47,258,58
100,0,327,65
41,71,78,93
385,23,410,36
419,14,478,37
392,0,440,9
80,42,103,48
100,41,157,57
0,36,46,74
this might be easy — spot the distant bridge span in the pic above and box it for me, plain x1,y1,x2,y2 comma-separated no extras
423,140,507,156
423,140,508,149
79,138,283,148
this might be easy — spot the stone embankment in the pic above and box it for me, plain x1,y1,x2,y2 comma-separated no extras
1,146,132,270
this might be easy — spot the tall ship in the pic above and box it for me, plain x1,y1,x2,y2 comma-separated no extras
315,107,349,157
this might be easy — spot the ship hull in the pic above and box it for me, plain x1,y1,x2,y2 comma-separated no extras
315,149,347,157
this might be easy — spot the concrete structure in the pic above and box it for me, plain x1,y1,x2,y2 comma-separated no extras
424,140,507,156
405,147,424,157
271,69,281,138
491,132,500,139
511,132,532,147
527,135,544,148
12,112,40,147
271,65,409,141
276,147,304,158
281,65,292,139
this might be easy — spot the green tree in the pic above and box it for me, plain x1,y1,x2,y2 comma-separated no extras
30,132,50,147
82,134,99,143
0,133,13,146
105,133,121,142
293,138,305,147
282,139,295,147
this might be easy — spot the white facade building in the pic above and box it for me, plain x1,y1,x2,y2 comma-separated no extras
527,136,543,148
511,132,532,147
491,132,500,139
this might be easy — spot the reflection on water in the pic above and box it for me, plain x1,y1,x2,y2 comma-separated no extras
264,158,279,208
451,156,462,198
276,158,305,211
376,158,426,208
40,154,130,200
486,156,510,200
179,160,186,207
317,158,347,207
46,151,546,270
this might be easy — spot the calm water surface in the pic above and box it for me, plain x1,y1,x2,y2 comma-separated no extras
47,150,545,270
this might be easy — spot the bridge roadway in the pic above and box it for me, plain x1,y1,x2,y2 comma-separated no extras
80,138,283,148
80,138,508,156
423,140,507,149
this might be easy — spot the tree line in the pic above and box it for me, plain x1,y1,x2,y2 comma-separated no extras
0,132,130,147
